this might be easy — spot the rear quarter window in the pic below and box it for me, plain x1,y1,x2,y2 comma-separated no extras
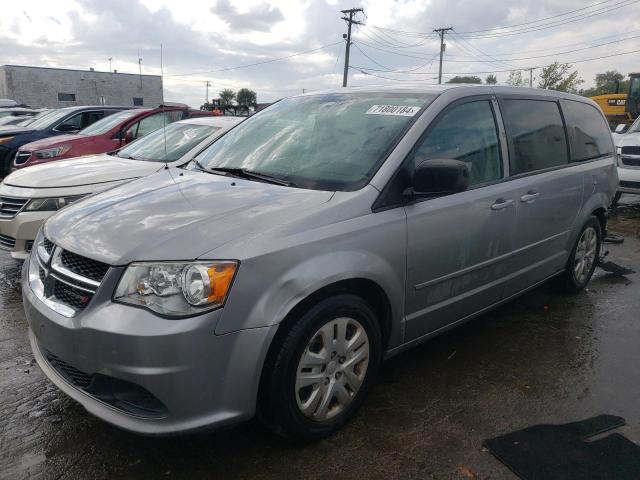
562,100,613,161
502,99,569,175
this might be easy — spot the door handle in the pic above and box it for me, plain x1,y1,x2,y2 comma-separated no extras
520,191,540,203
491,198,514,210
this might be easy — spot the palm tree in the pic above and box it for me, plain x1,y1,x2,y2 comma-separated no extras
219,89,236,106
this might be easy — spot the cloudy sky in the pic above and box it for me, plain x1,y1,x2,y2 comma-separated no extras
1,0,639,106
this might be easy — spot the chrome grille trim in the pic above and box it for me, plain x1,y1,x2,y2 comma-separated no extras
30,238,110,317
14,151,31,165
0,196,29,219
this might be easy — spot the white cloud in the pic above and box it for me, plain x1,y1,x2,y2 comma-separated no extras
0,0,638,106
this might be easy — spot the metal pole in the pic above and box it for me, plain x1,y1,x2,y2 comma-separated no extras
434,27,453,85
341,8,363,87
529,68,533,87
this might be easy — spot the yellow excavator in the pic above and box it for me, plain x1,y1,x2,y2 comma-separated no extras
590,72,640,129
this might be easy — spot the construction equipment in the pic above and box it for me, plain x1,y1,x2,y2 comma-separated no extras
590,73,640,129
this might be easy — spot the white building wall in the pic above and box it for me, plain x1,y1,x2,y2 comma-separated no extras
0,65,163,108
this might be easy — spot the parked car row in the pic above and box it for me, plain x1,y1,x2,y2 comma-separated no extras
0,116,241,257
1,86,618,440
0,103,213,177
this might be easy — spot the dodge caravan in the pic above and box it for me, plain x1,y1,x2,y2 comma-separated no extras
23,86,617,440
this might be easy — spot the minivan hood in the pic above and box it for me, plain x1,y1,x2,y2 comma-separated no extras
45,168,334,265
5,154,161,188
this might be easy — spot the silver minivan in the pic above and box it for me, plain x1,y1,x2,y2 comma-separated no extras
22,86,617,440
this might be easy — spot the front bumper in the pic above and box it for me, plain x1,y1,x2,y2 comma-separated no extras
618,165,640,194
22,259,277,435
0,211,52,259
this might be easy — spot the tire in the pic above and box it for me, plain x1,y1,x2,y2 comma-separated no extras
259,294,382,441
555,216,601,293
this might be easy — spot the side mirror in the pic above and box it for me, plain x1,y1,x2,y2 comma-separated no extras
615,124,628,134
406,158,469,199
56,123,79,133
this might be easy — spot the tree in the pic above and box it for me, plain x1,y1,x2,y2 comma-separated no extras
236,88,257,107
537,62,583,92
506,70,528,87
581,70,629,97
485,74,498,85
219,89,236,106
446,75,482,84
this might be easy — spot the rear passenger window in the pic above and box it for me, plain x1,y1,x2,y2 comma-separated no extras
563,101,613,161
412,100,502,186
502,99,568,175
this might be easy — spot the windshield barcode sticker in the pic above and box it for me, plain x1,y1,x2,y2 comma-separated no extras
366,105,421,116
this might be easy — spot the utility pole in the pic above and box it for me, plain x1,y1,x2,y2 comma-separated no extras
433,27,453,84
205,81,211,103
341,8,364,87
527,67,534,87
108,57,112,73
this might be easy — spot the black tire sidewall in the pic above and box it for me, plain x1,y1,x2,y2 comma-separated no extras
264,294,382,440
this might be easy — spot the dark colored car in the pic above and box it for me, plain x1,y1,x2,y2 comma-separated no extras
13,105,215,170
0,106,131,177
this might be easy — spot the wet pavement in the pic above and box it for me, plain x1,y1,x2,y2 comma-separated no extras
2,200,640,480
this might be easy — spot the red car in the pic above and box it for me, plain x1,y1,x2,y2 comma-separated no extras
13,104,214,169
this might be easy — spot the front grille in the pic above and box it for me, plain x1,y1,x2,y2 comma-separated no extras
621,146,640,156
0,196,29,218
44,350,92,388
621,156,640,167
53,280,93,310
60,250,110,282
14,151,31,165
620,180,640,189
43,237,54,255
0,233,16,250
32,239,111,315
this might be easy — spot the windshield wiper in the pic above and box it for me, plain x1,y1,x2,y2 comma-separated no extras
205,166,294,187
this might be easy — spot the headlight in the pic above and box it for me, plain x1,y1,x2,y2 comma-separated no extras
617,147,622,155
113,261,238,317
0,136,14,145
25,195,85,211
33,145,72,159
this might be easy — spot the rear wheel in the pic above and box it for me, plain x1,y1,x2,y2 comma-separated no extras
555,216,601,293
259,294,382,440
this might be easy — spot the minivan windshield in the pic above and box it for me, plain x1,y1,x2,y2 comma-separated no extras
116,122,217,162
80,109,142,135
193,93,434,191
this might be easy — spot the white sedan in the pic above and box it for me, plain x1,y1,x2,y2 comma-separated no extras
0,115,242,258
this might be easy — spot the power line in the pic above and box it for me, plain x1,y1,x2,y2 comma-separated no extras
455,0,617,34
350,46,640,77
166,41,342,77
352,42,439,74
368,0,639,39
352,67,439,82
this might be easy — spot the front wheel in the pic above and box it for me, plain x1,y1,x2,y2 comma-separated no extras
555,216,601,293
259,294,382,441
